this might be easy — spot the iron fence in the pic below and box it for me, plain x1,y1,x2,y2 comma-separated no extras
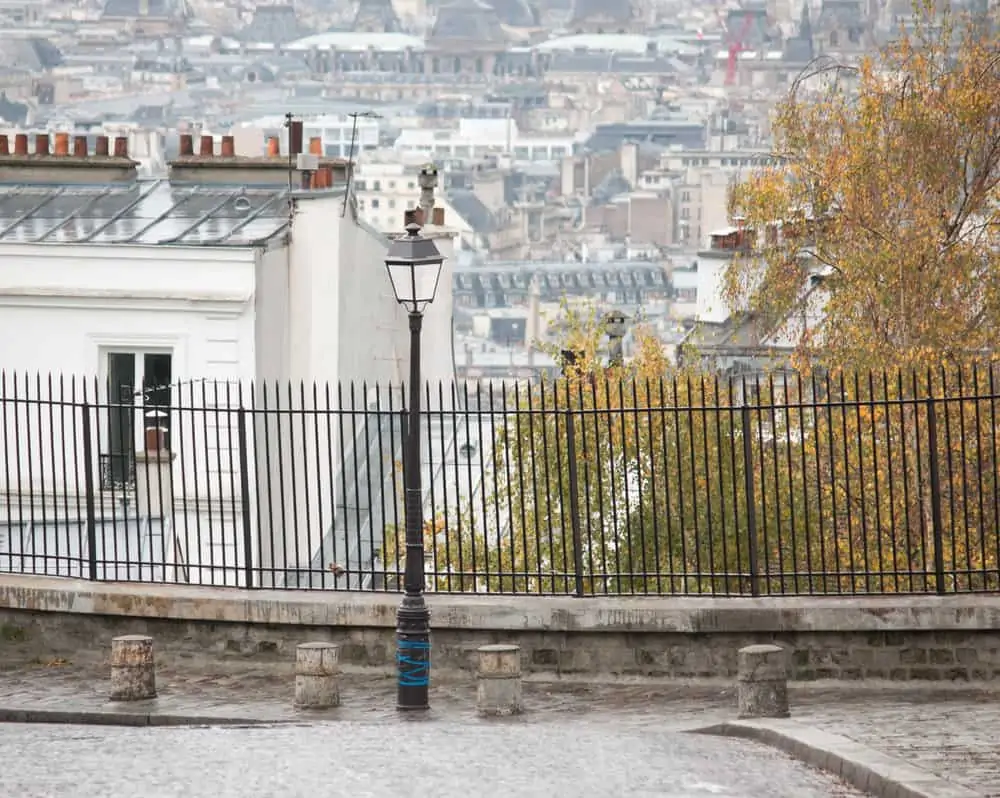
1,368,999,596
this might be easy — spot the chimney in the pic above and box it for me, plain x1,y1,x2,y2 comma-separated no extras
167,128,349,187
145,425,166,452
312,167,332,189
418,163,438,223
288,119,303,156
432,206,445,226
0,129,139,184
308,136,322,156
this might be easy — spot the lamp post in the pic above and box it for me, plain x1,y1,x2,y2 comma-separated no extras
384,221,445,712
605,311,628,367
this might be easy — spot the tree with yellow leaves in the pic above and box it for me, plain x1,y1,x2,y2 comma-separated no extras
727,3,1000,371
380,300,1000,595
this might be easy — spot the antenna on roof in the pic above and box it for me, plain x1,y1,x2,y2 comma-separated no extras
342,109,382,218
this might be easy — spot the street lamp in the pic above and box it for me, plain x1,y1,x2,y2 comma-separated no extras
605,311,628,367
384,220,445,711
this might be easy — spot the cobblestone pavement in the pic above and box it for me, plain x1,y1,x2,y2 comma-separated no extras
0,660,741,725
793,689,1000,798
0,720,866,798
1,659,997,795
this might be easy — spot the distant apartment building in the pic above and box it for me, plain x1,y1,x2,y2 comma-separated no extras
236,113,383,160
638,149,772,246
303,113,382,159
394,118,576,162
352,157,475,245
672,170,732,247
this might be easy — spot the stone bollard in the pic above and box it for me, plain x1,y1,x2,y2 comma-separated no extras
110,635,156,701
477,644,522,717
737,643,790,719
294,642,341,709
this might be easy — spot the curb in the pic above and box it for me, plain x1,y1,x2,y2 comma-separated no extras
0,707,284,728
691,720,985,798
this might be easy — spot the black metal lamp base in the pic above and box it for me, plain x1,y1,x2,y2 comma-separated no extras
396,594,431,711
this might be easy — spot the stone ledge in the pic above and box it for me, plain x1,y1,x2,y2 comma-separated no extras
1,574,999,634
692,720,985,798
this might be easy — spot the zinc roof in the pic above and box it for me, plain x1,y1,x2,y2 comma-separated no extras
0,180,291,247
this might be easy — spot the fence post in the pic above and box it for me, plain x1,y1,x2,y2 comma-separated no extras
81,402,98,581
564,408,585,597
740,404,760,597
925,399,946,594
237,407,254,589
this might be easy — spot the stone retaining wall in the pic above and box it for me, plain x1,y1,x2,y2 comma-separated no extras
1,576,999,681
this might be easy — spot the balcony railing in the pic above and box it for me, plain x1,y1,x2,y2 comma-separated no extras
99,452,135,492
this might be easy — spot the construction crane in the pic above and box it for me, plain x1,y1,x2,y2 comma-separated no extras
725,11,758,86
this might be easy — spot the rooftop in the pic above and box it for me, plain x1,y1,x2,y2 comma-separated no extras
0,180,292,247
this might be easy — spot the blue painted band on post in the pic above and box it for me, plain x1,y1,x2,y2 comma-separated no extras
397,640,431,687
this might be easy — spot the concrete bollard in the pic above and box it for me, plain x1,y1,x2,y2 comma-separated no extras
477,644,522,717
294,642,341,709
737,643,790,719
110,635,156,701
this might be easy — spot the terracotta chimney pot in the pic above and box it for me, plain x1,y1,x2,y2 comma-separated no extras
179,133,194,156
73,136,89,157
34,133,49,156
95,136,109,156
144,427,166,452
199,135,214,156
221,135,235,157
54,132,69,156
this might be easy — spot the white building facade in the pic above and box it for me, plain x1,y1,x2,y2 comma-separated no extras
394,118,577,163
0,134,457,591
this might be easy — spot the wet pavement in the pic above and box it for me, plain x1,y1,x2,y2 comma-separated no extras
797,692,1000,797
0,660,997,796
0,720,866,798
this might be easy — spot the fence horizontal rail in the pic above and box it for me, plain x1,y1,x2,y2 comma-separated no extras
1,368,999,597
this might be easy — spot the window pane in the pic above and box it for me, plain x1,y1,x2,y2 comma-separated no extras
106,352,135,487
143,353,172,450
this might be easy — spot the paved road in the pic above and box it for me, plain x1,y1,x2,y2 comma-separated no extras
0,720,865,798
1,662,997,795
